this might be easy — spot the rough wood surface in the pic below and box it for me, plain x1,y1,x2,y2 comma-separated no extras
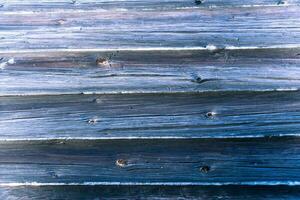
1,185,300,200
1,91,300,140
0,1,299,49
1,0,300,11
0,137,298,184
0,48,300,95
0,0,299,198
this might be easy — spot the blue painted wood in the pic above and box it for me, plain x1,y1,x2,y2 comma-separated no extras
1,0,299,11
1,91,300,140
0,48,299,95
0,137,299,184
0,1,299,49
0,185,300,200
0,0,299,198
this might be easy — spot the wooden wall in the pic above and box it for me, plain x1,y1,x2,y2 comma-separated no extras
0,0,300,199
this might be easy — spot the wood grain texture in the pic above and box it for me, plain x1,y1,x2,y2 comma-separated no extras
0,1,299,49
1,91,300,139
0,137,299,184
1,0,300,11
1,48,300,95
0,0,299,198
1,185,300,200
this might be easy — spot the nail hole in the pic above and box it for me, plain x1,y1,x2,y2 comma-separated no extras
205,112,216,118
116,159,128,167
200,166,210,173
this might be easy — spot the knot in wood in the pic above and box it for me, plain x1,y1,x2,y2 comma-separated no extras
200,165,210,173
87,118,98,125
195,0,203,5
96,58,110,67
205,112,216,118
195,76,202,83
116,159,128,167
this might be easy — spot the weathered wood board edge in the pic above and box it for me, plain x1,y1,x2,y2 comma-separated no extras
0,137,299,184
1,91,300,139
0,185,300,200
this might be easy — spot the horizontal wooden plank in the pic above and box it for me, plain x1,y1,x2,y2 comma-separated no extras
1,0,300,11
0,3,299,49
0,48,300,95
1,91,300,140
1,185,300,200
1,91,300,139
0,137,299,184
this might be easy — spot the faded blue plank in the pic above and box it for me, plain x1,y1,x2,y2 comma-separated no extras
1,0,300,11
0,185,300,200
0,48,300,95
1,91,300,139
0,137,299,184
0,2,299,49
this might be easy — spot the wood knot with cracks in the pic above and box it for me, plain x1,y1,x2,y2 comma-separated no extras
116,159,128,167
195,0,203,5
191,76,218,84
87,118,99,125
96,58,110,67
205,112,216,118
200,165,210,173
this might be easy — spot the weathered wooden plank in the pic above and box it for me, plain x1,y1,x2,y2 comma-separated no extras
1,0,299,11
0,48,300,95
0,3,299,49
1,91,300,139
0,137,299,184
1,185,300,200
